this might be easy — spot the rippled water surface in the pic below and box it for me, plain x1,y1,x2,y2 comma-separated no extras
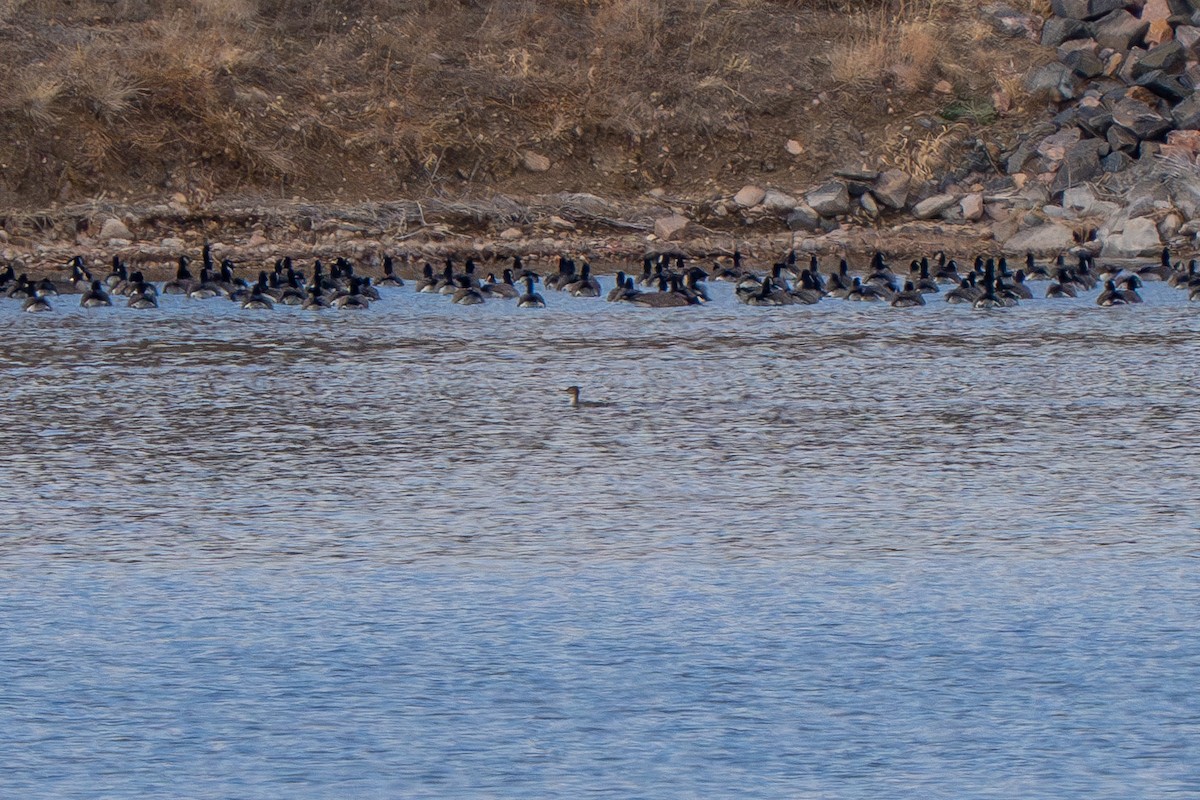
2,281,1200,798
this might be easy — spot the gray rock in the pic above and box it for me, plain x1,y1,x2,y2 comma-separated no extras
654,214,690,241
1107,123,1140,153
833,168,879,182
981,4,1041,38
1051,139,1108,194
1006,122,1058,174
100,218,133,241
1102,150,1135,171
1101,216,1161,256
761,190,798,213
912,193,959,219
872,170,911,209
1064,49,1106,78
805,181,851,216
1077,103,1114,137
859,192,880,218
1089,10,1150,50
961,192,985,221
1053,0,1122,20
1003,222,1075,254
1042,17,1091,46
1025,62,1081,101
1111,97,1173,140
521,150,552,172
1172,93,1200,129
1135,70,1190,102
1176,25,1200,54
1133,41,1186,77
1062,185,1098,215
786,204,822,232
733,184,766,208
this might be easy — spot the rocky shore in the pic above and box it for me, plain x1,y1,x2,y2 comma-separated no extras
6,2,1200,274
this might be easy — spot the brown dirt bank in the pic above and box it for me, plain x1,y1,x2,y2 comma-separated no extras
1,0,1047,211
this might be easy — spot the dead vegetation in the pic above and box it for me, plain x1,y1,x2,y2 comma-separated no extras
0,0,1048,209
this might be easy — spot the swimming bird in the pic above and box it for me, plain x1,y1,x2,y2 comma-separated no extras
22,290,52,312
563,386,614,408
80,280,112,307
890,280,926,308
377,255,405,287
162,257,195,295
517,275,545,308
565,263,602,298
1096,280,1127,306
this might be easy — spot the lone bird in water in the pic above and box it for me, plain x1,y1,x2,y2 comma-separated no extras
563,386,614,409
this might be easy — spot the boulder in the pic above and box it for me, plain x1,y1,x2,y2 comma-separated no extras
872,169,911,209
1100,216,1162,256
100,218,133,241
786,204,822,232
1176,25,1200,54
1132,41,1186,77
1102,150,1135,171
1052,0,1124,20
805,181,851,216
1089,10,1150,50
961,192,985,222
1024,62,1080,100
981,4,1041,38
785,139,804,156
1002,222,1076,254
1042,16,1091,46
1077,102,1115,137
733,184,766,208
1064,49,1106,78
1172,92,1200,129
1037,127,1083,162
912,193,959,219
1006,122,1058,174
1134,70,1190,102
1051,140,1108,194
761,190,798,213
1062,185,1099,215
859,193,880,218
1107,123,1141,153
654,214,690,241
1110,97,1173,140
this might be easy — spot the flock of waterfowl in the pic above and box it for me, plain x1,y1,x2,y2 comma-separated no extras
4,244,1200,313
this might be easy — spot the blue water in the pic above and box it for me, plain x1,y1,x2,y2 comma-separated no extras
2,278,1199,798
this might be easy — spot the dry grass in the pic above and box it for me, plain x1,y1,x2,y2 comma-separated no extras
0,0,1049,207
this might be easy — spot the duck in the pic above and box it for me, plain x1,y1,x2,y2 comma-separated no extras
565,263,602,297
945,277,979,304
22,291,52,313
68,256,94,292
846,276,888,302
1117,276,1143,304
416,263,439,292
127,281,159,309
1138,246,1175,281
890,280,926,308
241,284,275,309
187,267,226,299
332,277,371,309
606,271,631,302
1096,279,1127,306
631,276,696,307
301,284,330,309
517,275,546,308
80,280,112,307
377,255,404,287
451,275,486,305
481,269,520,299
1023,252,1052,280
162,257,195,294
563,385,614,408
740,276,788,307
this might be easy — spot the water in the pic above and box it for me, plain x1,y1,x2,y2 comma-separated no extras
2,281,1200,798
